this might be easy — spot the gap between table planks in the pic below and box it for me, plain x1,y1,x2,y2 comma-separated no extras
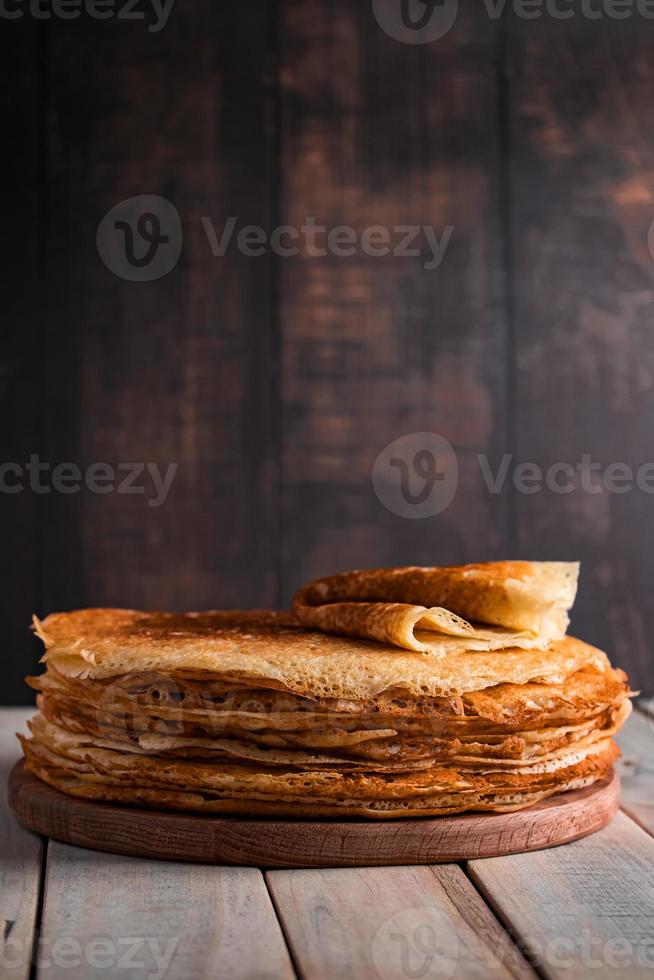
0,708,42,980
266,864,536,979
468,811,654,980
2,706,654,980
36,847,295,980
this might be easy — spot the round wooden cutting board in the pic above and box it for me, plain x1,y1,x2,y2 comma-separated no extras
9,762,619,868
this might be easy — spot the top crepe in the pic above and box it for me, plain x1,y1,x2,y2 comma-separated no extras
34,608,607,702
292,561,579,652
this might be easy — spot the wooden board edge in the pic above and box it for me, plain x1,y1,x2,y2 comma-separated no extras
8,762,620,868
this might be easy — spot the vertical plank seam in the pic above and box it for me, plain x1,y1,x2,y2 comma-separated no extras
35,22,47,625
463,863,550,980
616,705,654,835
617,804,654,840
428,863,538,980
497,8,518,558
269,0,284,610
28,839,49,980
262,872,302,980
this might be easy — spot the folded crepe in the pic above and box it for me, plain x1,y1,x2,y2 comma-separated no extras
292,561,579,653
20,564,632,819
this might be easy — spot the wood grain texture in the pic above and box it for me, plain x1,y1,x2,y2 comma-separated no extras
615,706,654,837
0,708,32,774
508,13,654,694
639,698,654,717
9,762,619,869
0,19,44,704
427,865,537,979
267,864,533,979
37,843,294,980
0,710,43,980
278,1,510,601
469,811,654,980
2,8,654,707
42,3,280,616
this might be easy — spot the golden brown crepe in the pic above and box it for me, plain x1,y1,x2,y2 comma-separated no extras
293,561,579,652
28,697,630,771
20,719,620,819
20,561,631,820
34,609,604,700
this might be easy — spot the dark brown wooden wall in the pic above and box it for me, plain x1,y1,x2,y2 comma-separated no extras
2,2,654,703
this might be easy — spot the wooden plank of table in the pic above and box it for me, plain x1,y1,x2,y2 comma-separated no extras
267,865,535,980
0,14,44,706
469,811,654,980
0,708,44,980
616,708,654,837
508,11,654,693
278,0,511,601
37,844,295,980
0,707,32,773
43,1,281,617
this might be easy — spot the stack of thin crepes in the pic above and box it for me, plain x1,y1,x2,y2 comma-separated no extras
20,561,633,818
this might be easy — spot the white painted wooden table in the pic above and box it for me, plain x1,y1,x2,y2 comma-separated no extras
2,705,654,979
